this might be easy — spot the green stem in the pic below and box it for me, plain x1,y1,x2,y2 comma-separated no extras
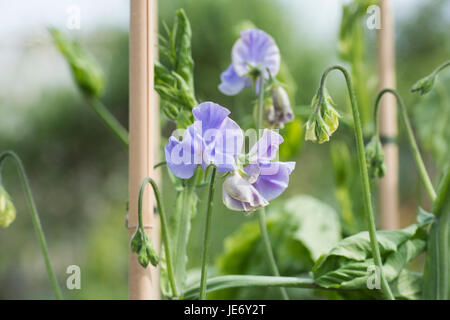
316,65,395,300
373,89,436,201
0,151,63,300
433,59,450,75
86,97,129,147
199,166,217,300
184,275,316,300
255,77,289,300
433,168,450,299
138,177,178,297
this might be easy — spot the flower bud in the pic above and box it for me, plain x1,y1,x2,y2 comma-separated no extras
131,227,160,268
0,186,16,228
305,116,318,142
222,171,268,214
411,75,436,96
49,28,105,98
305,89,339,144
305,113,331,144
365,136,386,179
271,85,294,124
322,90,341,134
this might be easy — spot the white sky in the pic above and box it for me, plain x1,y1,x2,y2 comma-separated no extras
0,0,442,109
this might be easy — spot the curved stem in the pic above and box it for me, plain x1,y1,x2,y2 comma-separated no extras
373,89,436,201
317,65,395,300
255,77,289,300
184,275,316,300
433,59,450,75
0,151,63,300
138,177,178,297
86,97,129,148
199,166,217,300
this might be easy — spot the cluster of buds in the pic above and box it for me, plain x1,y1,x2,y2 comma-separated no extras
365,136,386,179
305,88,341,143
0,185,16,228
131,227,160,268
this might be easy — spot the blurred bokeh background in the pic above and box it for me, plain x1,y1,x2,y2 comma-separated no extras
0,0,448,299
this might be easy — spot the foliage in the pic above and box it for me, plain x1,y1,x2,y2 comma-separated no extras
212,195,340,299
313,209,434,299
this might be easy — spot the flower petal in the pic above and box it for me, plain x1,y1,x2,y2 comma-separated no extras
164,128,202,179
192,102,231,135
252,161,296,201
218,64,250,96
249,129,284,163
231,29,280,78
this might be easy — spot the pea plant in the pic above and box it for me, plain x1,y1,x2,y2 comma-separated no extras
0,8,448,300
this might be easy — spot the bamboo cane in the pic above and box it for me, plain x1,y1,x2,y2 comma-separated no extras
377,0,399,230
129,0,160,300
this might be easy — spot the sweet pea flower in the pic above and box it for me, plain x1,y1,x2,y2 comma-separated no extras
219,29,280,96
165,102,243,179
222,130,296,213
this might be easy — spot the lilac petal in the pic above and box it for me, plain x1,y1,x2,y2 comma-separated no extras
203,117,243,172
222,185,248,211
164,136,198,179
249,129,284,163
243,164,261,184
218,64,250,96
231,29,280,78
252,161,296,201
192,102,231,136
223,173,268,209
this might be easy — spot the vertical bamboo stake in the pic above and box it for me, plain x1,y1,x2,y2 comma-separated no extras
377,0,399,230
129,0,160,300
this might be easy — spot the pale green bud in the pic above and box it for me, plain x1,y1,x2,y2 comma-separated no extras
305,116,318,142
49,28,105,98
365,136,386,179
411,74,436,96
322,89,341,134
316,116,331,144
0,186,16,228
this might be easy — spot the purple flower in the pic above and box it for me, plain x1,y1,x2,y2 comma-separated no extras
165,102,243,179
219,29,280,96
222,130,296,213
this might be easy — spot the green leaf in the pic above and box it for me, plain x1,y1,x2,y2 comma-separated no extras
155,9,196,124
173,9,194,90
313,214,432,292
212,195,341,299
161,171,199,297
49,28,105,98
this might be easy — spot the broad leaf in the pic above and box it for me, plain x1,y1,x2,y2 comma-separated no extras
313,210,433,295
212,195,341,299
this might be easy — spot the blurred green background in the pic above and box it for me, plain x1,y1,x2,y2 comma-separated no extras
0,0,448,299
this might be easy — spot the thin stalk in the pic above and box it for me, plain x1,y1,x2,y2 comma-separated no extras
316,65,395,300
199,166,217,300
433,59,450,75
432,168,450,299
86,97,129,147
184,275,316,300
138,177,178,297
255,77,289,300
0,151,63,300
373,89,436,201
